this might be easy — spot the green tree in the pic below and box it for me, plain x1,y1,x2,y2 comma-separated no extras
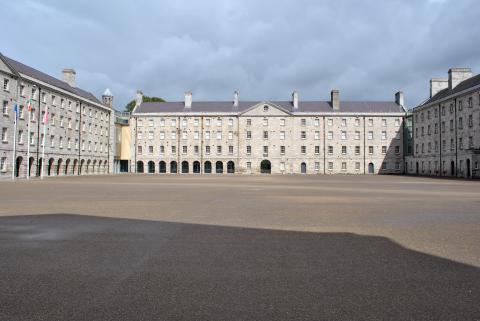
124,95,166,112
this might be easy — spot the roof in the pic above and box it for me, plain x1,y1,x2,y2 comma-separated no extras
135,100,404,114
2,54,102,105
103,88,113,96
421,73,480,107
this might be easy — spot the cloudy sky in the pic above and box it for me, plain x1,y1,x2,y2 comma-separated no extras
2,0,479,110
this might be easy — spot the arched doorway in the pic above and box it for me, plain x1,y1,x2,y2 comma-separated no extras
48,158,54,176
260,160,271,174
466,159,471,178
170,161,177,173
37,158,43,177
57,159,63,176
451,161,455,176
182,161,189,173
193,161,200,173
416,162,419,175
104,160,108,174
15,156,23,178
92,160,97,174
65,159,70,175
159,161,166,173
28,157,35,177
148,161,155,173
368,162,374,174
227,161,235,174
137,161,144,173
301,162,307,174
86,160,91,174
215,161,223,174
79,159,85,175
73,159,78,175
204,161,212,174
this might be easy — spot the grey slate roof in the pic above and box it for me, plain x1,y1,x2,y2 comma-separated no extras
421,74,480,106
2,55,102,105
135,100,404,114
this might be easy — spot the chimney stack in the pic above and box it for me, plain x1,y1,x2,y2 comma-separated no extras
184,91,192,108
448,68,472,90
331,89,340,110
233,91,239,107
292,91,299,109
102,88,113,108
395,91,404,108
430,78,448,98
62,68,76,87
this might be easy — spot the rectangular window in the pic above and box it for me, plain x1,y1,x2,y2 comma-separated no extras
263,118,268,126
194,131,199,140
160,145,165,154
341,118,347,127
228,119,233,127
355,118,360,126
18,130,24,144
382,146,387,154
381,131,387,140
368,131,373,140
341,162,347,171
205,119,211,126
301,131,306,139
368,119,373,127
2,100,7,115
328,118,333,126
369,146,374,155
315,146,320,154
280,145,285,155
328,162,333,171
171,131,176,139
355,131,360,140
228,131,233,140
246,119,251,126
29,132,34,145
194,119,199,127
301,119,306,126
395,146,400,154
171,119,176,126
182,146,187,154
246,145,251,155
342,146,347,155
314,118,319,126
205,145,210,154
0,157,6,171
355,162,360,171
328,146,333,154
137,146,142,155
355,146,360,155
172,145,176,154
229,146,233,154
328,131,333,140
247,162,251,169
194,145,199,154
263,146,268,155
149,146,154,154
1,127,7,142
182,119,187,127
341,131,347,140
148,131,154,140
217,145,222,154
182,131,187,139
217,118,222,127
301,146,306,154
246,131,251,139
280,131,285,140
3,78,9,91
160,119,165,126
216,131,222,140
314,131,320,140
280,119,285,126
49,134,54,147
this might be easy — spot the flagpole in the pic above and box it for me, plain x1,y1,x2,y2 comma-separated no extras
26,100,31,180
11,105,17,181
41,105,47,180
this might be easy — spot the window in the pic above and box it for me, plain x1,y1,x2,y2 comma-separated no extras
217,145,222,154
328,131,333,140
262,145,269,156
182,119,187,127
217,118,222,127
194,145,199,154
327,118,333,126
229,146,233,154
182,146,187,154
328,162,333,171
205,119,211,126
68,118,72,129
246,131,251,139
1,127,7,142
263,105,269,112
301,119,306,126
368,119,373,127
468,115,473,127
355,146,360,155
171,131,176,139
395,146,400,154
315,146,320,154
149,131,154,140
19,105,24,119
216,131,222,140
458,117,463,129
280,131,285,140
315,162,320,171
228,131,233,140
263,118,268,126
160,145,165,154
18,130,24,144
342,146,347,155
194,131,199,140
355,131,360,140
29,132,34,145
368,131,373,140
160,131,165,140
341,118,347,127
247,162,251,169
137,146,142,155
382,146,387,154
368,146,374,155
182,131,187,139
442,105,446,116
75,139,78,150
328,146,333,154
395,118,400,126
355,162,360,171
2,101,7,115
228,118,233,127
450,103,454,113
194,119,199,127
280,119,285,126
280,162,285,171
205,131,211,140
205,145,210,154
469,136,473,148
280,145,285,154
301,131,306,139
355,118,360,126
341,131,346,140
3,79,9,91
382,162,387,170
246,119,251,126
246,145,251,155
20,85,25,96
341,162,347,171
314,119,319,126
172,145,176,154
171,119,176,126
381,131,387,140
381,119,387,127
160,119,165,126
458,100,463,111
49,134,54,147
450,119,454,131
0,157,6,171
459,137,463,150
315,131,320,140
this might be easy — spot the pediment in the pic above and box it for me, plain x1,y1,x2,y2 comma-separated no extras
240,102,291,116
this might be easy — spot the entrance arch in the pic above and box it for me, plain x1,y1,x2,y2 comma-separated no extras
193,161,200,173
204,161,212,174
159,161,166,173
28,157,35,177
368,162,374,174
182,161,189,173
65,159,70,175
301,162,307,174
57,159,63,176
170,161,177,174
148,161,155,173
48,158,54,176
215,161,223,174
73,159,78,175
137,161,144,173
227,161,235,174
260,160,271,174
15,156,23,177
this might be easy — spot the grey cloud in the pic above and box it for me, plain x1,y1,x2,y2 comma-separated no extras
2,0,479,110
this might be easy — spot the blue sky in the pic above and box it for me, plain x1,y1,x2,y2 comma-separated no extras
2,0,479,110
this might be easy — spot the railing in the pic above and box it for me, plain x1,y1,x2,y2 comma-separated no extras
114,111,130,125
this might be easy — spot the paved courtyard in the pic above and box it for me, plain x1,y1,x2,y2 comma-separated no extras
0,175,479,320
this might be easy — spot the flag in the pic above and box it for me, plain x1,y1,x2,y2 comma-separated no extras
13,104,19,120
43,105,48,124
27,99,32,112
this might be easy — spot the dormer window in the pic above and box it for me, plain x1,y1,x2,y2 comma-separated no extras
263,105,269,112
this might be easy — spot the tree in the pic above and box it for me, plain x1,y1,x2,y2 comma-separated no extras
124,95,166,112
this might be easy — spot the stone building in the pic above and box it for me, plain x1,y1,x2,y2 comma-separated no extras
131,90,406,175
405,68,480,178
0,53,114,180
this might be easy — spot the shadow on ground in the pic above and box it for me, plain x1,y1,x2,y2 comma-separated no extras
0,214,479,321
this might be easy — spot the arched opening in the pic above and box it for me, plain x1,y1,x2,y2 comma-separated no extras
92,160,97,175
86,160,91,174
37,158,43,177
405,162,408,174
65,159,70,175
28,157,35,177
416,162,419,175
368,162,374,174
227,161,235,174
73,159,78,175
159,161,166,173
215,161,223,174
56,159,63,176
466,159,471,178
170,161,177,173
79,159,85,175
137,161,144,173
182,161,189,173
148,161,155,173
193,161,200,174
204,161,212,174
48,158,54,176
104,160,108,174
301,162,307,174
451,161,455,176
15,156,23,178
260,160,271,174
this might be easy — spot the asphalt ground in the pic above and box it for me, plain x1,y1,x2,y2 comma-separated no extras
0,175,479,320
